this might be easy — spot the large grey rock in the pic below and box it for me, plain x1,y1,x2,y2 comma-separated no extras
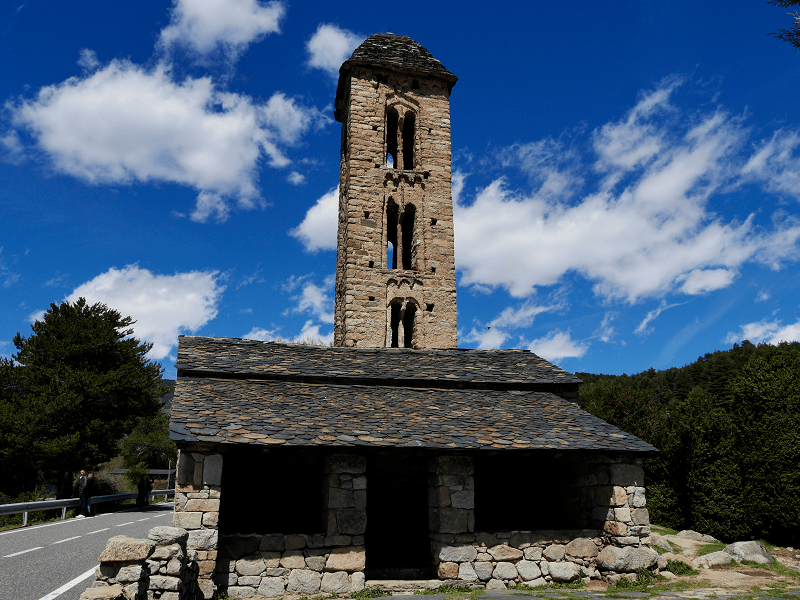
98,536,155,562
279,550,305,569
700,551,734,566
305,556,326,572
596,545,658,572
458,562,478,581
437,508,470,534
172,512,202,530
631,508,650,526
650,532,672,553
321,571,352,593
543,544,565,561
631,487,646,508
566,538,598,558
523,577,547,587
149,576,180,591
80,585,125,600
114,565,144,584
351,572,365,592
336,509,367,535
676,530,716,542
523,547,542,561
516,560,541,581
439,545,477,563
488,545,523,561
450,490,474,509
724,541,774,564
287,570,321,594
548,561,581,583
492,562,518,580
473,561,493,581
148,526,188,546
151,543,184,561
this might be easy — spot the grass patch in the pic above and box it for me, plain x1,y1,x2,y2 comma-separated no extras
650,524,679,535
696,541,727,556
414,585,475,595
350,590,392,600
665,559,699,576
544,579,587,590
741,559,800,581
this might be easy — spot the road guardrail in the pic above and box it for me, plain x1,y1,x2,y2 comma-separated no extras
0,489,175,526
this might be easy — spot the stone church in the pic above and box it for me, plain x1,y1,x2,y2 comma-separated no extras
168,33,657,599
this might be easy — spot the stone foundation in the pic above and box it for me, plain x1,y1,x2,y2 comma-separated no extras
216,533,366,599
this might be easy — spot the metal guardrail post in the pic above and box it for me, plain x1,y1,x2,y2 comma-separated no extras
22,511,27,527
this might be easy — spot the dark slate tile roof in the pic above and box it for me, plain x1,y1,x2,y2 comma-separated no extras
170,377,656,452
175,336,582,389
345,33,457,83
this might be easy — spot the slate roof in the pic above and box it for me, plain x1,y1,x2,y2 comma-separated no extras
335,32,458,121
175,336,581,389
171,336,655,452
170,377,656,452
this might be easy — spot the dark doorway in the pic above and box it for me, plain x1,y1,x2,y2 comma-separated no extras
365,452,431,579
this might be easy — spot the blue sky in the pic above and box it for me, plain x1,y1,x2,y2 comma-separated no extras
3,0,800,378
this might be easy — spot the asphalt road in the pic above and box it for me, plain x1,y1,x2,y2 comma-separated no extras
0,503,174,600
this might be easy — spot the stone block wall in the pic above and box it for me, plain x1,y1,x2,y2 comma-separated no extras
325,454,367,539
174,448,222,599
428,455,474,535
79,527,198,600
215,533,366,598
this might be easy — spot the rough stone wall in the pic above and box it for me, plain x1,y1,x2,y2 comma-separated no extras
334,67,457,349
428,454,656,588
173,449,222,599
213,454,368,599
79,527,198,600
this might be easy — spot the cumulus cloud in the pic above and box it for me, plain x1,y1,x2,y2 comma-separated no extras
306,24,365,77
243,326,279,341
463,298,562,349
725,318,800,345
286,275,334,324
10,61,328,223
528,330,588,362
159,0,285,61
76,48,100,71
290,186,338,251
454,81,800,303
62,264,224,359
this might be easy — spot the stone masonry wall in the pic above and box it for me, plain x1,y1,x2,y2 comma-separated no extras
334,66,458,349
214,454,367,599
79,527,198,600
173,448,222,599
429,454,657,588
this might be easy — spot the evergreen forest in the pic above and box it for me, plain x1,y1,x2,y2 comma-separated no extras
578,340,800,544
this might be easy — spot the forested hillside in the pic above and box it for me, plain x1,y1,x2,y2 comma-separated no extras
578,341,800,544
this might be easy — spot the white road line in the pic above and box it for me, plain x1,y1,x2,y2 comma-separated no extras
3,546,43,557
116,521,136,526
38,566,96,600
136,517,150,521
86,528,110,535
51,535,81,545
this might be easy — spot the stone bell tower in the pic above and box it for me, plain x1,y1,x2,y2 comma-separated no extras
333,33,458,349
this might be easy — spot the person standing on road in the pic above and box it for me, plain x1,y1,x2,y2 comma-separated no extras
80,471,95,517
76,470,88,518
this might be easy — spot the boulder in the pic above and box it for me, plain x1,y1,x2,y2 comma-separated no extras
187,529,218,551
258,577,284,598
438,562,458,579
98,537,155,562
352,572,365,592
650,532,672,553
596,546,658,572
321,572,352,594
549,561,581,583
473,561,493,581
523,547,542,561
492,562,518,580
458,562,478,581
724,541,774,564
279,550,305,569
700,551,734,566
485,579,506,590
543,544,566,561
676,530,716,542
235,557,265,576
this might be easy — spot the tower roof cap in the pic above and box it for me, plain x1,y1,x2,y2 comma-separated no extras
335,33,457,120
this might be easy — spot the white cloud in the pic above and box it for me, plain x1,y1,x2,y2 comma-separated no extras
243,326,279,341
10,61,327,222
159,0,285,61
290,186,338,251
243,320,332,345
287,276,334,324
677,268,736,295
77,49,99,71
756,290,771,302
287,171,305,185
462,298,562,350
634,299,683,336
295,319,333,345
64,264,224,359
742,129,800,201
454,80,800,303
0,247,20,288
463,326,510,350
596,311,619,343
306,24,365,78
725,318,800,345
528,330,588,362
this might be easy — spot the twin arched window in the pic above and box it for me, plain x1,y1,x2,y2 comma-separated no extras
386,107,415,170
389,301,417,348
386,200,415,270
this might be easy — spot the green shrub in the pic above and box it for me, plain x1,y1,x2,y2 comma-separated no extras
350,589,392,600
666,559,699,576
